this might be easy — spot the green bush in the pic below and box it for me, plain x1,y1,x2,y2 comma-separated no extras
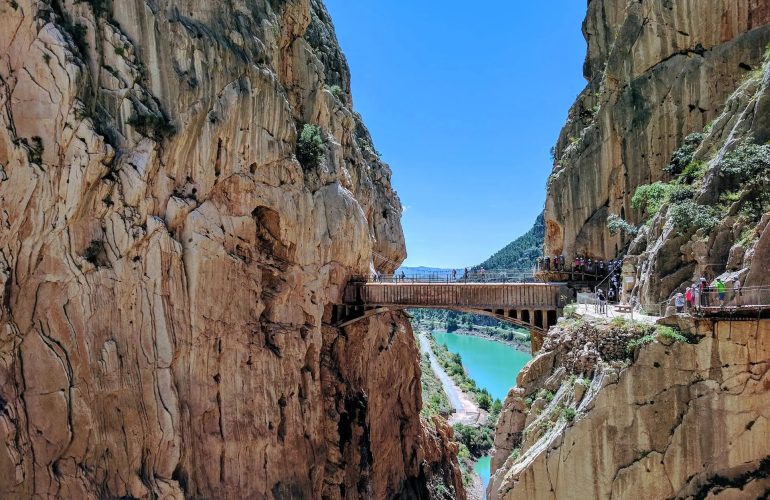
561,407,577,422
296,124,325,169
477,391,492,411
328,84,343,99
668,200,719,232
665,133,705,177
632,182,672,216
677,160,706,184
667,184,695,203
655,325,688,343
718,142,770,189
453,424,493,457
607,214,638,236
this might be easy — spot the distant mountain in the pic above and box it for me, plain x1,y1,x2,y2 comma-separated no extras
397,266,456,277
474,212,544,271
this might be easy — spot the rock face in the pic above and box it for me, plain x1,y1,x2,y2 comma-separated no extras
544,0,770,262
0,0,461,498
628,58,770,303
489,317,770,499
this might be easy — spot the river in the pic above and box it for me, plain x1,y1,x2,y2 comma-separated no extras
432,330,532,498
432,330,531,402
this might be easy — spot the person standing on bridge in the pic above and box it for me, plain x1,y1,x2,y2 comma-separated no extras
685,286,694,312
715,278,726,306
596,288,607,314
674,292,685,314
480,267,486,282
451,269,457,282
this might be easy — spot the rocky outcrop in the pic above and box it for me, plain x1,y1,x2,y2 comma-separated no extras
0,0,459,498
544,0,770,262
627,58,770,303
489,316,770,499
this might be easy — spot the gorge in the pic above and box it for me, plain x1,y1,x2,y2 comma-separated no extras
2,0,770,499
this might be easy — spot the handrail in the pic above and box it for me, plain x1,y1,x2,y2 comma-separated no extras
362,270,538,284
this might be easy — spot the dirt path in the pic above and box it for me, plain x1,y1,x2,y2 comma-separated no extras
418,332,484,426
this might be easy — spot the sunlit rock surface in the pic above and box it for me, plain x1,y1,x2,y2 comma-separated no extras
489,317,770,499
544,0,770,262
0,0,461,497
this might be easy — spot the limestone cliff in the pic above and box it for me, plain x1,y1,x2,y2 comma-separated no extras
544,0,770,262
0,0,462,498
489,316,770,499
628,55,770,304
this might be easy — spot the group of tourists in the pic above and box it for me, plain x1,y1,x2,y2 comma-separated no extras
672,276,741,313
535,255,623,278
536,255,567,271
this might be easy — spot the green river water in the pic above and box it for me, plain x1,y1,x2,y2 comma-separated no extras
432,330,532,497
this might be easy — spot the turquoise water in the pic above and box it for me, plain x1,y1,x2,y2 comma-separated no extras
473,455,491,494
432,330,531,402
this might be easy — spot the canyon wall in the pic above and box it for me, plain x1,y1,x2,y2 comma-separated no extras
544,0,770,263
0,0,462,498
489,317,770,499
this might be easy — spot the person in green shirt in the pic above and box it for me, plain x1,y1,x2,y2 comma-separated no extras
715,279,727,306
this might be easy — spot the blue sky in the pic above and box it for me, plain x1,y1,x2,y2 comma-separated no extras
324,2,588,269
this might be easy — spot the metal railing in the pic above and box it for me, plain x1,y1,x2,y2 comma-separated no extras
363,269,537,284
693,286,770,312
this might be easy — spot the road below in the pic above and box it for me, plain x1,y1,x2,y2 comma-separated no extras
418,332,483,426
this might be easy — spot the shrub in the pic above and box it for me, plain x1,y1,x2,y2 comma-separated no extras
626,334,655,353
477,391,492,411
127,110,175,140
327,84,343,99
453,424,493,456
563,303,578,319
668,200,719,232
665,133,705,177
677,160,706,184
632,182,672,216
607,214,638,236
562,407,577,422
718,142,770,190
296,124,325,169
667,184,695,203
655,325,688,343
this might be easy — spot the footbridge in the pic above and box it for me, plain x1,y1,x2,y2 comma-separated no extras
334,278,569,353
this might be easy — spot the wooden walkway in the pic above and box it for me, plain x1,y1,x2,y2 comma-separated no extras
335,282,567,353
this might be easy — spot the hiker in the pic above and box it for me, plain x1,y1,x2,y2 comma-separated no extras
715,278,727,306
464,267,469,282
733,277,742,302
685,286,694,312
608,287,616,304
544,257,550,271
480,267,486,282
674,292,685,314
597,288,607,314
699,277,708,307
451,269,457,282
536,256,542,271
400,270,406,282
691,282,700,310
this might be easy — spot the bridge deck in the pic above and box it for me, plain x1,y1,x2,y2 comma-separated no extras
338,282,566,353
345,282,563,309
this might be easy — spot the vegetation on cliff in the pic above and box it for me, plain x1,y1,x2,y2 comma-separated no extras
474,212,544,271
420,350,453,420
